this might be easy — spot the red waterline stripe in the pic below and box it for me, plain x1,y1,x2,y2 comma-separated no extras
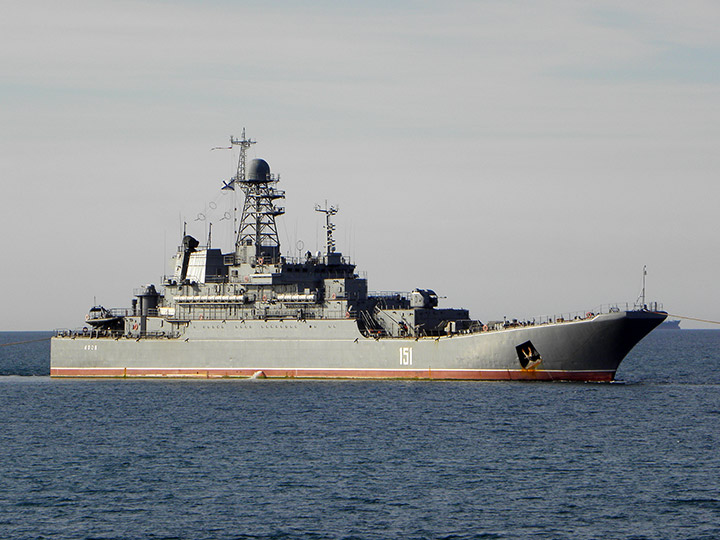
50,367,614,382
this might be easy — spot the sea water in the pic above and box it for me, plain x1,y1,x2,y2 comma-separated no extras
0,330,718,540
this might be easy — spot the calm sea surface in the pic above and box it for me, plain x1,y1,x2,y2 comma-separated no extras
1,330,719,540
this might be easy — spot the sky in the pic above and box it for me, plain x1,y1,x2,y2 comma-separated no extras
1,0,719,330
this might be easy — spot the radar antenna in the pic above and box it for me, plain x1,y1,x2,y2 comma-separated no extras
315,201,338,256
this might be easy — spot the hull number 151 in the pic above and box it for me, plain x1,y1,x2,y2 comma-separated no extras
399,347,413,366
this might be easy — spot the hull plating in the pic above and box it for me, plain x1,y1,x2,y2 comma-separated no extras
51,310,665,382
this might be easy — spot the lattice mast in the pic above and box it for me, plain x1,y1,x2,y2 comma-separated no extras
231,130,285,264
230,128,255,185
315,202,338,256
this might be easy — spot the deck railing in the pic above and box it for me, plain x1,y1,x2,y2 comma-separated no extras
500,301,665,328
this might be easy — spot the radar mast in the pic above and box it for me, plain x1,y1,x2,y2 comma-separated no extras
231,131,285,265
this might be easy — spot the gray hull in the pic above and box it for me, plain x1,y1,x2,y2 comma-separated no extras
51,310,665,381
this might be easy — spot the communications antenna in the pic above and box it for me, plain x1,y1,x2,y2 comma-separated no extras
230,128,256,185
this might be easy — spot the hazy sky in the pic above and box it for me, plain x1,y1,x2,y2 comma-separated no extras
2,0,719,330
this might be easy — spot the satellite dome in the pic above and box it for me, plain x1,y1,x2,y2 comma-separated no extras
246,158,270,183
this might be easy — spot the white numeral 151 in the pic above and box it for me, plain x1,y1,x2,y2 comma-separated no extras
399,347,413,365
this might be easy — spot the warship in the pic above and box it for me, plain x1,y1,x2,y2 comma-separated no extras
51,132,667,381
